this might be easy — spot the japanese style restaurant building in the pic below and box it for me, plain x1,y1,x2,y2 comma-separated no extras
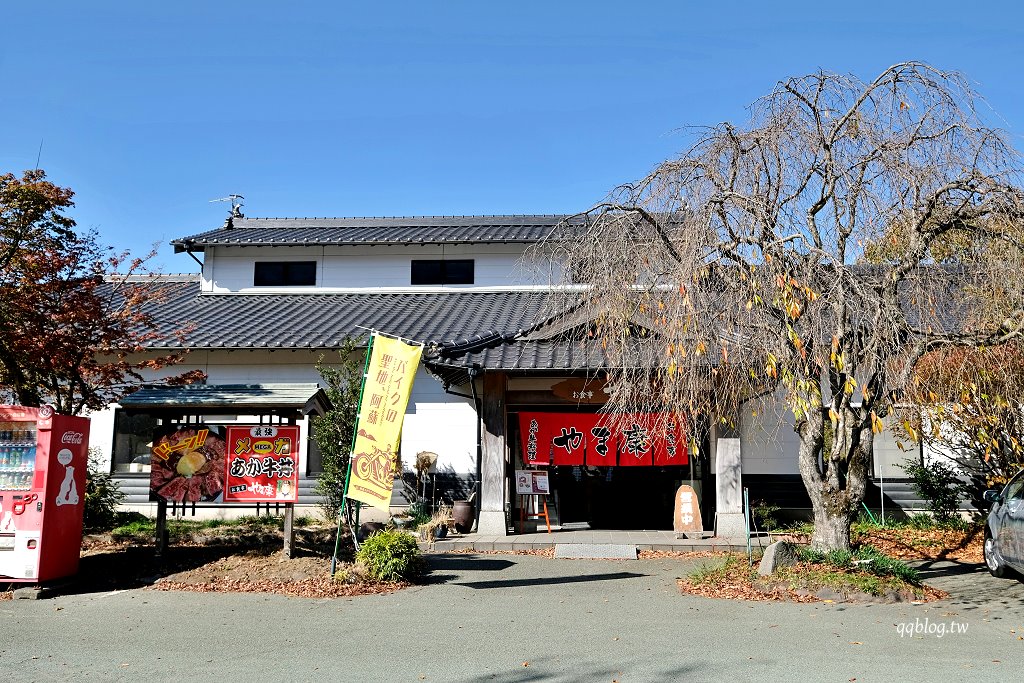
91,215,925,535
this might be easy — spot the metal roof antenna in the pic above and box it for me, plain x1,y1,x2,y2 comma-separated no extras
210,194,245,228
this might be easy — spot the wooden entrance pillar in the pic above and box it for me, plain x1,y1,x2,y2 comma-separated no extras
478,371,508,535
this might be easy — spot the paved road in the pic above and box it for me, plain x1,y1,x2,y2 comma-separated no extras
2,553,1022,682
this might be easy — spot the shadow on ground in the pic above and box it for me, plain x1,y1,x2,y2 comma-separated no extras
454,571,648,590
426,555,516,572
454,655,700,682
912,558,1024,612
423,553,649,589
5,527,353,597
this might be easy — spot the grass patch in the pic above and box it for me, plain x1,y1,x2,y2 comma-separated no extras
770,563,911,597
110,518,156,541
796,545,920,584
680,546,939,602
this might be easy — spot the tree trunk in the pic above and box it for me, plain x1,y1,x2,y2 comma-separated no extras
810,497,853,551
796,409,863,553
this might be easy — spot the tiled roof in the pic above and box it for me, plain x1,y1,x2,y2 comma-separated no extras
172,215,579,251
120,383,331,414
133,278,548,349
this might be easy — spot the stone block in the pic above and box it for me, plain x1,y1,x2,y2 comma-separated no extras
757,541,800,576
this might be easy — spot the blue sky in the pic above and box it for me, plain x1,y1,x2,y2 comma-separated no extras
2,1,1023,271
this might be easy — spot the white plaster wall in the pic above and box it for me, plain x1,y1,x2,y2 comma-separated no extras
400,391,477,475
201,244,553,293
85,406,117,471
872,423,919,478
738,397,801,475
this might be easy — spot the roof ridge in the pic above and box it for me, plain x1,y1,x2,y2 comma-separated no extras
239,214,571,220
105,273,199,283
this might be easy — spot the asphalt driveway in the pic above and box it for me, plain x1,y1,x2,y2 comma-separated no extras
2,553,1022,682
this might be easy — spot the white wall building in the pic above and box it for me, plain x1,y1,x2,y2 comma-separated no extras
92,214,931,531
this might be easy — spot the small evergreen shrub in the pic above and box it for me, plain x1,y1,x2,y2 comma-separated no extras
901,459,966,524
356,529,424,582
751,500,782,531
84,453,125,530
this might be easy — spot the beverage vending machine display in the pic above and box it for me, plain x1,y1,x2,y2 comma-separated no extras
0,405,90,583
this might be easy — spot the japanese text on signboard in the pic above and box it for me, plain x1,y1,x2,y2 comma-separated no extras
517,413,687,467
347,335,423,511
223,425,300,502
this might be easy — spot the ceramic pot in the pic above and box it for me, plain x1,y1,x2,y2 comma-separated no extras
452,500,475,533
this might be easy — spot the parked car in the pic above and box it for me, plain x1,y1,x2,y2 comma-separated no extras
983,469,1024,578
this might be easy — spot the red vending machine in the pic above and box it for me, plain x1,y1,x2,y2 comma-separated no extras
0,405,90,583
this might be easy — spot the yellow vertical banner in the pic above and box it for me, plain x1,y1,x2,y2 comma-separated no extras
346,334,423,511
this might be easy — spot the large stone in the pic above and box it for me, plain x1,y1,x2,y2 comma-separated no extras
757,540,800,576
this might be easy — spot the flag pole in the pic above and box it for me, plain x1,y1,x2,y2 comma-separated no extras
330,333,376,577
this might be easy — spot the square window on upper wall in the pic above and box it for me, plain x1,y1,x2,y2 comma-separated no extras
254,261,317,287
411,259,474,285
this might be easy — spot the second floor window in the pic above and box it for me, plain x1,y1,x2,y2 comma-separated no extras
411,259,474,285
254,261,317,287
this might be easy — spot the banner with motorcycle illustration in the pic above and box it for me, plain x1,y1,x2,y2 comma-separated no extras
223,425,300,502
346,334,423,511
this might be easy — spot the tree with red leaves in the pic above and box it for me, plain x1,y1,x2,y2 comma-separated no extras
0,169,202,415
903,343,1024,510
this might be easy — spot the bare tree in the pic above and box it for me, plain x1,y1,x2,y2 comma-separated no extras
539,62,1024,551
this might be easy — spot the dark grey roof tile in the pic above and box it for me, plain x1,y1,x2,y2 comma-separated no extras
130,278,548,349
173,215,582,250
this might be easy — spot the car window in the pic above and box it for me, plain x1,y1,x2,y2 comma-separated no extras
1003,473,1024,501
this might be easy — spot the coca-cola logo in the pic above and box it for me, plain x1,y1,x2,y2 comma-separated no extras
61,432,84,445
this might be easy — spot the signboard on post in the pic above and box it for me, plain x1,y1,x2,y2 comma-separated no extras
149,425,226,503
346,334,423,512
223,425,300,502
515,469,550,495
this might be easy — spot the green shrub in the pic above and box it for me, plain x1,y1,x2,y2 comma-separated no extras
824,549,854,568
901,459,966,524
356,529,424,582
688,555,746,586
752,500,782,531
83,453,125,531
311,341,365,521
797,547,825,564
907,512,936,530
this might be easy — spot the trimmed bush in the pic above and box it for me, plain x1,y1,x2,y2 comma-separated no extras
356,529,424,582
84,453,125,530
901,459,966,524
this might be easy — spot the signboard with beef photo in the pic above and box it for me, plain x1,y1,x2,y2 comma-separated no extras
149,425,226,503
223,425,300,502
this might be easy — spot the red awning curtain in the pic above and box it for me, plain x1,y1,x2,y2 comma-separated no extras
517,412,687,467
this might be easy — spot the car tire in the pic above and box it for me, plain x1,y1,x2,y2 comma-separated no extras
984,532,1008,578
